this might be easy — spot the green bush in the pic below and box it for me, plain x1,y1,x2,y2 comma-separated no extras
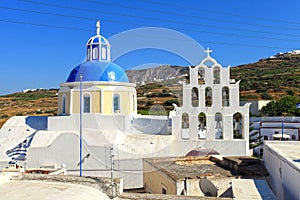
164,99,179,106
261,92,273,100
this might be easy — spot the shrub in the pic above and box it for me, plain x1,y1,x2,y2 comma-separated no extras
261,92,273,100
164,99,180,106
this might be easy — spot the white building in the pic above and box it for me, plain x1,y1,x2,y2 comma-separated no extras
240,100,270,115
263,141,300,200
0,21,250,189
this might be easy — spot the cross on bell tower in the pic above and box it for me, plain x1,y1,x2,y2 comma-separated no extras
204,48,213,57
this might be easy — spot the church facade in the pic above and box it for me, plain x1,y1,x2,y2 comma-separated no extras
0,21,250,189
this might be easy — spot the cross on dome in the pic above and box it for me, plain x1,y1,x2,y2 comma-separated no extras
204,48,213,57
96,20,100,35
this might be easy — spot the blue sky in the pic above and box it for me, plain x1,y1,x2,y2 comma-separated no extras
0,0,300,95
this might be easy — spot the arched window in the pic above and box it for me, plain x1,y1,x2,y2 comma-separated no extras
92,45,99,60
198,67,205,84
101,45,107,60
222,86,230,107
62,94,66,115
233,112,243,139
213,66,220,84
191,87,199,107
182,113,189,129
198,112,206,139
215,112,223,139
87,46,91,61
113,94,120,113
182,113,189,139
83,94,91,113
205,87,212,107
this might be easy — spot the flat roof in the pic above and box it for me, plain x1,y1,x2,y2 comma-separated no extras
264,141,300,171
144,156,235,181
231,179,277,200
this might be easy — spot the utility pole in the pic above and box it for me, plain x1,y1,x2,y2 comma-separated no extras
79,74,83,176
110,145,115,197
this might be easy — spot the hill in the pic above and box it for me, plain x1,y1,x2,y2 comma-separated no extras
231,52,300,100
0,52,299,127
0,90,58,127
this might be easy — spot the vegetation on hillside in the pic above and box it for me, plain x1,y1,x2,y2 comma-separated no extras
231,53,300,100
0,90,58,127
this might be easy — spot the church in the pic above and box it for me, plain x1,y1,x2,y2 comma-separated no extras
0,21,250,189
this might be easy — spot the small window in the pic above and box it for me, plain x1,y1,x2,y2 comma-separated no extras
191,87,199,107
113,94,120,113
83,94,91,113
222,87,230,107
161,184,167,194
213,67,220,84
132,94,135,112
92,45,99,60
198,67,205,84
205,87,212,107
101,45,107,60
182,113,189,129
62,94,66,114
87,46,91,60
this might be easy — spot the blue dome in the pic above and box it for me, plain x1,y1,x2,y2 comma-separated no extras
66,61,129,83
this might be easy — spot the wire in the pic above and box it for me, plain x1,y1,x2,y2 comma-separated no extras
79,0,300,31
140,0,300,26
16,0,300,38
0,19,92,32
2,5,300,42
0,18,294,50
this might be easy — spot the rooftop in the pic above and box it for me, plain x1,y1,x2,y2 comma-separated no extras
264,141,300,171
144,156,236,181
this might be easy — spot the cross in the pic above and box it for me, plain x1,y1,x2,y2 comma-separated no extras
204,47,213,57
96,20,101,35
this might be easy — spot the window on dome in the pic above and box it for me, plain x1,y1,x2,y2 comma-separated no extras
101,45,107,60
92,45,99,60
87,46,91,61
83,94,91,113
113,94,120,113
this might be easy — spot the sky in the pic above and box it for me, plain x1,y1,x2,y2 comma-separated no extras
0,0,300,95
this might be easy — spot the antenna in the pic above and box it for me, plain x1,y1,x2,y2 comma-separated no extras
199,178,218,197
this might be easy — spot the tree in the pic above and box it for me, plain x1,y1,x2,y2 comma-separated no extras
261,95,300,116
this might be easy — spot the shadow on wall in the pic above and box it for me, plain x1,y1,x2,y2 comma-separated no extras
25,116,48,130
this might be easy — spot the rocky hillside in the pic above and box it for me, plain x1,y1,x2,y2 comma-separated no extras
126,65,188,84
